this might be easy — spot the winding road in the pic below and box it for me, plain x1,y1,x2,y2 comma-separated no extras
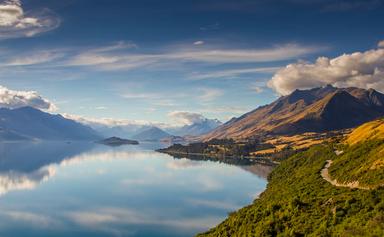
320,160,370,190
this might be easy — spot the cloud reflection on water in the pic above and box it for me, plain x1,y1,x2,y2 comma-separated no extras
0,166,55,195
0,142,165,196
0,142,270,237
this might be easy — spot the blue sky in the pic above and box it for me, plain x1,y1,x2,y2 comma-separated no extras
0,0,384,125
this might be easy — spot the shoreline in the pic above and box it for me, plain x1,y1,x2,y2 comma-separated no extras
157,150,279,166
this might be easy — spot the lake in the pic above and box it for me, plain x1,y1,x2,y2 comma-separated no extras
0,141,272,237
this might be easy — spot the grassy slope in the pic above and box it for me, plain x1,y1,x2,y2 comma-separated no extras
198,145,384,236
346,119,384,145
329,140,384,188
328,119,384,188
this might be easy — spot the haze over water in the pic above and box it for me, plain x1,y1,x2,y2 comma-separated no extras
0,142,270,237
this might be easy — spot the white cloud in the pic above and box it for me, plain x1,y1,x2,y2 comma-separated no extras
0,85,57,111
190,66,280,80
198,88,223,102
68,53,121,66
118,88,185,107
0,42,322,73
65,42,152,71
169,44,320,63
168,111,207,125
3,210,61,228
91,41,137,53
0,0,60,39
193,40,205,45
253,86,264,94
65,43,321,71
5,50,63,66
379,40,384,48
268,41,384,95
63,113,160,127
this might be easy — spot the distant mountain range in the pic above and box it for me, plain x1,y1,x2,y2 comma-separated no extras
0,107,100,141
3,86,384,143
167,118,222,136
79,121,145,139
132,127,171,141
73,117,222,141
129,119,222,141
203,85,384,140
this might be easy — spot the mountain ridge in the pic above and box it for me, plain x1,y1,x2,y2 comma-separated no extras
132,126,171,141
167,118,222,136
0,106,101,141
203,86,384,140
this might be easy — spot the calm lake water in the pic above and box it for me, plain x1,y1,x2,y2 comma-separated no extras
0,141,272,237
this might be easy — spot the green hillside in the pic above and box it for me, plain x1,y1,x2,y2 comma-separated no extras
198,143,384,236
329,139,384,189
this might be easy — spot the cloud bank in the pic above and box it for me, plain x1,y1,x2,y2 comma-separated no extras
63,113,161,128
268,41,384,95
0,85,57,111
64,42,321,71
168,111,209,125
0,0,60,39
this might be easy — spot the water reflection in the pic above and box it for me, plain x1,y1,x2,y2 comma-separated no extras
0,142,95,196
0,142,271,237
162,153,275,179
0,166,55,195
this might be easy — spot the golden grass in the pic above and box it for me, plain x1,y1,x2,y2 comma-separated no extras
370,159,384,170
294,139,323,150
346,119,384,145
251,148,278,156
265,133,328,151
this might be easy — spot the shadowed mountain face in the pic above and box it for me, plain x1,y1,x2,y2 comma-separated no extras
0,107,101,141
203,85,384,140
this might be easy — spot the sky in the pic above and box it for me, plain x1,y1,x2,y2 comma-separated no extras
0,0,384,126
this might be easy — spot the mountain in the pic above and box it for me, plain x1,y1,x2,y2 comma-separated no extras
203,85,384,140
132,127,171,141
84,123,149,139
0,106,101,141
167,119,222,136
199,119,384,237
64,116,166,140
0,127,29,141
